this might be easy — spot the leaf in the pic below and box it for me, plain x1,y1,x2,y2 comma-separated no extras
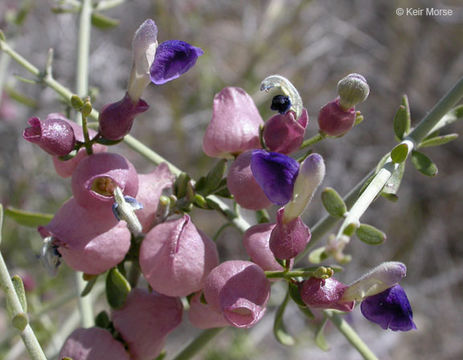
315,317,330,351
390,143,409,163
12,313,28,331
381,161,405,198
356,224,386,245
411,150,438,176
273,288,296,346
11,275,27,312
420,133,458,148
91,13,120,29
202,159,227,195
95,310,111,329
106,268,131,309
321,187,347,218
393,95,411,141
430,105,463,134
4,207,53,227
80,275,98,297
308,247,328,264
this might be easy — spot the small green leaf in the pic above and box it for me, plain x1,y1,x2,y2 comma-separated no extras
0,30,5,41
411,150,438,176
315,317,330,351
256,209,270,224
420,133,458,148
11,276,27,312
95,310,111,329
354,111,364,126
4,207,53,227
342,223,358,237
106,268,131,309
393,95,411,141
390,143,409,163
80,275,98,297
70,95,84,110
91,13,120,29
381,161,405,198
321,187,347,218
154,351,167,360
308,247,328,264
202,159,227,195
288,282,306,307
12,313,28,331
356,224,386,245
430,105,463,134
174,172,191,199
273,288,296,346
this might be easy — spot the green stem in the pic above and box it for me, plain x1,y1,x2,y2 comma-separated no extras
81,113,93,155
0,206,47,360
95,0,126,11
324,311,378,360
300,132,325,149
172,328,224,360
0,41,12,108
265,270,317,279
127,260,141,287
75,272,93,327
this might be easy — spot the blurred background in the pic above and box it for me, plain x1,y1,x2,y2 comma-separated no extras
1,0,463,359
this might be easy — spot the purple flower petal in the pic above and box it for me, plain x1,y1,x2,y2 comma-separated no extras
150,40,203,85
360,284,417,331
250,150,299,206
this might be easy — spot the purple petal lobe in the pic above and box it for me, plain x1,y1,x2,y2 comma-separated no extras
250,150,299,205
150,40,203,85
360,284,417,331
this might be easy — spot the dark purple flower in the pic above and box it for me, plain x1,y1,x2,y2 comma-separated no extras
250,150,299,206
360,284,416,331
98,93,149,141
150,40,203,85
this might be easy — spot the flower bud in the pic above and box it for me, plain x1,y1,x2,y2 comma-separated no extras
23,115,75,156
283,153,325,222
71,153,138,210
269,208,311,260
317,98,356,137
250,150,300,206
112,288,182,360
300,277,354,312
243,223,286,272
204,260,270,328
38,198,131,275
360,284,416,331
263,109,308,154
135,163,174,233
150,40,204,85
59,327,130,360
202,87,263,159
226,150,271,210
128,19,158,101
139,214,219,297
342,262,407,302
337,73,369,110
98,93,149,141
188,291,230,329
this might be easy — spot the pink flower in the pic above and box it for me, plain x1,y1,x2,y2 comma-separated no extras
59,327,130,360
23,115,76,156
188,291,229,329
243,223,289,272
112,288,182,360
98,93,149,141
263,109,308,154
135,163,174,233
269,208,311,260
71,153,138,210
300,277,354,312
38,197,130,274
203,260,270,328
140,215,219,297
317,98,356,137
226,150,271,210
202,87,263,158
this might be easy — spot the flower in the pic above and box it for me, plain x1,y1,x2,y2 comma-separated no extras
250,150,299,206
226,150,271,210
203,260,271,328
139,214,219,297
263,109,308,155
23,114,75,156
337,73,370,109
317,97,356,137
112,288,183,360
59,327,130,360
71,153,138,210
269,207,311,260
300,277,354,312
150,40,204,85
203,87,264,159
360,284,416,331
188,291,230,329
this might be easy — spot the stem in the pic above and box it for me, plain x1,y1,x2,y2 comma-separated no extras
324,311,379,360
81,113,93,154
172,328,224,360
76,0,92,99
75,272,93,327
0,41,12,108
300,132,325,149
95,0,126,11
127,260,141,287
0,206,47,360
